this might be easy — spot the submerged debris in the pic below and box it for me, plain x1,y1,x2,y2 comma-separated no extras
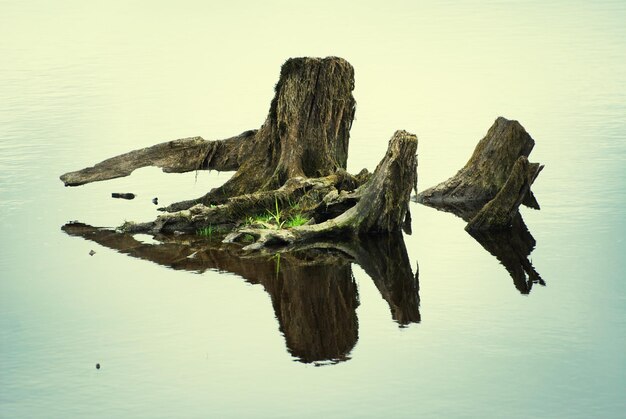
111,193,135,200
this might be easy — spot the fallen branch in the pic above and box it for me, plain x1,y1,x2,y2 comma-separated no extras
60,131,254,186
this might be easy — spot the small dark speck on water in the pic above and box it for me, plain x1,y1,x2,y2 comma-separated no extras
96,363,100,370
89,250,96,256
152,197,158,205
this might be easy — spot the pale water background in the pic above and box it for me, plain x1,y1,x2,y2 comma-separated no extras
1,1,625,418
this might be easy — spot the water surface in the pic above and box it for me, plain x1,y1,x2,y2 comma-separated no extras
1,1,625,418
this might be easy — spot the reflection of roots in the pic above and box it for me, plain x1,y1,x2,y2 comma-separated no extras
62,223,421,364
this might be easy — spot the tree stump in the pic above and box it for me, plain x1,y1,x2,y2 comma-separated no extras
224,130,418,250
417,117,543,230
466,156,543,231
61,57,356,210
59,57,417,242
59,57,421,241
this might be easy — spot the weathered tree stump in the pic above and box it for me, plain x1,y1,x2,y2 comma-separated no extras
224,130,417,250
131,127,418,240
165,56,357,211
59,57,418,242
61,57,356,210
417,117,543,230
466,156,543,231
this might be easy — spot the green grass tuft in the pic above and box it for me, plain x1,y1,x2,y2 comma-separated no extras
243,197,308,230
285,214,309,228
267,197,285,228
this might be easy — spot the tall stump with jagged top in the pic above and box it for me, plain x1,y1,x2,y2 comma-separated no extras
61,56,357,212
165,56,356,211
60,56,420,241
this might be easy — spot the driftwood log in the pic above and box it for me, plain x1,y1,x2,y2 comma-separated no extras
60,57,418,246
417,116,543,231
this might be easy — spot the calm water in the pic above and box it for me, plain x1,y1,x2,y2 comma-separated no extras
1,1,625,418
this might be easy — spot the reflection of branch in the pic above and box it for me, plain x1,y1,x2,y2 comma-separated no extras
62,223,419,364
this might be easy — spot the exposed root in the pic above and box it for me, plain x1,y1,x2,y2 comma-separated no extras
223,130,418,250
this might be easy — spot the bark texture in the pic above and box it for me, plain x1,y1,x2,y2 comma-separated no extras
224,130,418,250
417,116,543,230
60,56,355,212
466,157,543,231
418,117,537,209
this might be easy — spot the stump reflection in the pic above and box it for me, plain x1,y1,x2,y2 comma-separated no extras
62,223,420,364
350,233,420,325
418,200,545,294
468,214,545,294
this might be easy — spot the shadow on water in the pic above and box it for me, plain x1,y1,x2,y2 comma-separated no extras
418,200,545,294
62,223,420,365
